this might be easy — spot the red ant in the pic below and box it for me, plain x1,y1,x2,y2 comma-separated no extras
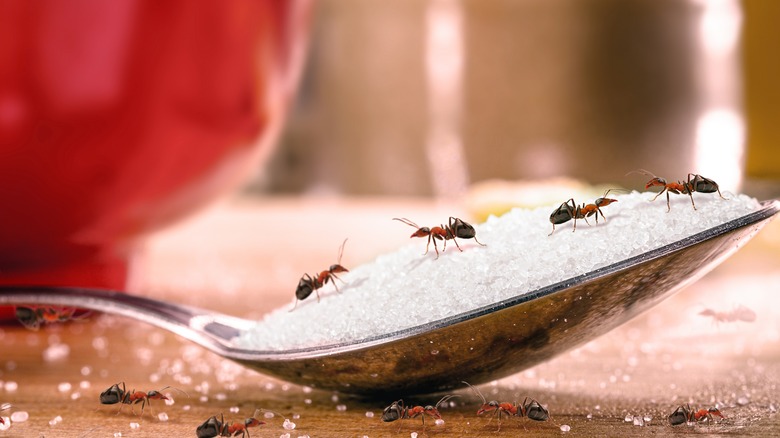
463,381,549,431
196,411,266,438
291,238,349,311
15,305,91,331
668,403,725,426
394,216,486,259
548,189,620,236
99,382,187,417
699,304,756,325
631,169,727,211
382,394,459,430
0,402,10,425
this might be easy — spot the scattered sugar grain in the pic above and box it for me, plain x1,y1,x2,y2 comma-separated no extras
0,418,9,431
336,404,347,412
434,419,445,426
43,343,70,361
365,411,375,418
57,382,72,392
280,434,290,438
237,193,761,350
410,433,418,438
4,382,17,392
230,406,240,413
49,415,62,426
560,424,571,432
157,412,168,421
130,422,140,429
10,411,26,423
264,412,276,419
283,418,296,430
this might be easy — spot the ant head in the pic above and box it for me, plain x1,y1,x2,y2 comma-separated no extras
594,197,618,207
245,417,265,427
146,390,169,400
328,264,349,274
196,416,223,438
645,177,667,189
476,400,499,415
410,227,431,238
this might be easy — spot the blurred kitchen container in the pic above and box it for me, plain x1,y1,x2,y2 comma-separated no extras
259,0,744,197
0,0,311,308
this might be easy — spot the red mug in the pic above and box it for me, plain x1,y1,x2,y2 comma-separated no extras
0,0,311,318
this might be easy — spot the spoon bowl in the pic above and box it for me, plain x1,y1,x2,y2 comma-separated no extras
1,200,778,397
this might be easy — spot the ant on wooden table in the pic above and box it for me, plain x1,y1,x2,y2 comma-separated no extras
291,238,349,311
668,403,725,426
382,394,459,431
15,305,91,331
548,189,621,236
196,411,266,438
630,169,728,211
394,216,486,259
463,381,549,431
99,382,187,417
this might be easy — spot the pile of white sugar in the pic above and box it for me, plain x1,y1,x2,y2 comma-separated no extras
237,191,762,351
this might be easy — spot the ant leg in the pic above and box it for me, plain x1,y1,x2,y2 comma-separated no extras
666,191,672,212
548,224,555,236
650,188,665,203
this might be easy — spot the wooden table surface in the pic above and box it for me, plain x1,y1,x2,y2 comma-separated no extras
2,196,780,437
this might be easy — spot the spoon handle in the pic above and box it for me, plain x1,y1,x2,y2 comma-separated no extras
0,285,253,353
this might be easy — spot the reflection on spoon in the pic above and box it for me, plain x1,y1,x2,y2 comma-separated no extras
0,200,777,396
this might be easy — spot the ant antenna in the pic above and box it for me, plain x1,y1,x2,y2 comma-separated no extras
462,381,487,404
393,217,420,229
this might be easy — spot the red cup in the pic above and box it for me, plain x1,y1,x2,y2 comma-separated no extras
0,0,311,318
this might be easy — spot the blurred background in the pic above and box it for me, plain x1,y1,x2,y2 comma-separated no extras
245,0,779,201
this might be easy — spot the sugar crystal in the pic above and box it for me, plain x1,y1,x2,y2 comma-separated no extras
238,193,760,350
283,419,296,430
560,424,571,432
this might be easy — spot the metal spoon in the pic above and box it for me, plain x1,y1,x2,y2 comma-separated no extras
1,200,778,397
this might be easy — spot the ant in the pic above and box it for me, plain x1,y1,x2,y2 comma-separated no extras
15,305,91,331
196,411,265,438
0,402,10,425
548,189,620,236
291,238,349,311
382,395,459,430
463,381,549,431
668,403,725,426
699,304,756,325
99,382,187,417
394,216,486,259
630,169,727,212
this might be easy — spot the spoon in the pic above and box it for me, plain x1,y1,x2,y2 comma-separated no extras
1,200,778,397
